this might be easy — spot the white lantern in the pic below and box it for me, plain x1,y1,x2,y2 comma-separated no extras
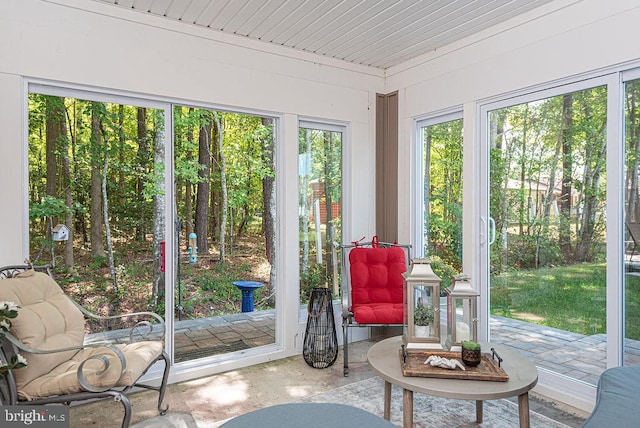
402,259,443,350
445,274,479,351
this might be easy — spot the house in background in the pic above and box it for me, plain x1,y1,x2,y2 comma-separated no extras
2,0,639,413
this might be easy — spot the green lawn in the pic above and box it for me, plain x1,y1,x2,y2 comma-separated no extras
490,262,640,339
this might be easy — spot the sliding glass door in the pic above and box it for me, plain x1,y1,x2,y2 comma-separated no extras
623,73,640,366
27,82,286,374
482,81,609,389
416,113,463,285
298,122,343,303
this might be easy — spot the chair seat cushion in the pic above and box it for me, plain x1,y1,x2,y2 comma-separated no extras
19,340,163,400
0,270,85,390
352,303,403,324
349,247,406,306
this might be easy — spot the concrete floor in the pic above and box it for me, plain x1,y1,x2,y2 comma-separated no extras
69,339,589,428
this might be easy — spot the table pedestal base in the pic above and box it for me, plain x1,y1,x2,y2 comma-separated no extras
382,385,531,428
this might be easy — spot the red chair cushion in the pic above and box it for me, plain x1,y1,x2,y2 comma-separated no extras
349,246,406,324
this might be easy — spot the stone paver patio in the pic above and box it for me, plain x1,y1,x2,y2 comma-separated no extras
89,308,637,386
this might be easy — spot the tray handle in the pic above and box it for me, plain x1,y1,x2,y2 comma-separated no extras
490,347,503,367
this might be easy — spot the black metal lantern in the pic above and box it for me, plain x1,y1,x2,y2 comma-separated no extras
303,288,338,368
445,274,479,350
402,259,443,350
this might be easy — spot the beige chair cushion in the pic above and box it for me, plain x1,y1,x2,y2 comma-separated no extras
0,269,85,391
19,340,164,400
0,270,164,400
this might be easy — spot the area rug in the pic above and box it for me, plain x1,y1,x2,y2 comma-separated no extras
302,377,569,428
131,412,198,428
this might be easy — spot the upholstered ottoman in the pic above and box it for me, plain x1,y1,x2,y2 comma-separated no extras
582,366,640,427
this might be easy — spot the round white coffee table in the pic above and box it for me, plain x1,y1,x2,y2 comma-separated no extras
367,336,538,428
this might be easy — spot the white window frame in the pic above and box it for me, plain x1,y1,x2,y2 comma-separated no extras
413,110,463,258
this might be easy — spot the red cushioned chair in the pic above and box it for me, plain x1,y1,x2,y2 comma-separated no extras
340,240,411,376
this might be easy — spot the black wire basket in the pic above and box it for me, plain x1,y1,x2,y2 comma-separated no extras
303,287,338,369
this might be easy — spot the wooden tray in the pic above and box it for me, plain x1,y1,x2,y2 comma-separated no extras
399,349,509,382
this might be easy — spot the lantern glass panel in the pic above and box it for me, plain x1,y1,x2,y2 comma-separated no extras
402,259,443,349
447,295,478,346
445,275,479,348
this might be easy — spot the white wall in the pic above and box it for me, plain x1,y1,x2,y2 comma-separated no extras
0,0,385,264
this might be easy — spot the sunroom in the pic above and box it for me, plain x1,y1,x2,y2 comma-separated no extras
1,0,640,424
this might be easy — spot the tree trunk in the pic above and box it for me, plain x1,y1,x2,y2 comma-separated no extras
136,107,148,241
575,97,606,262
543,126,562,225
518,106,529,236
209,115,220,244
90,102,105,258
558,94,574,261
195,116,211,255
100,123,118,294
323,131,334,284
424,128,432,254
627,88,640,222
213,112,227,262
301,129,311,276
152,118,166,306
185,108,195,246
60,99,75,272
117,105,126,211
45,96,60,200
261,117,276,305
70,100,88,245
45,96,63,264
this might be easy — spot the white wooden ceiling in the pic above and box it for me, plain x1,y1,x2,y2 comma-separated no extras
93,0,555,69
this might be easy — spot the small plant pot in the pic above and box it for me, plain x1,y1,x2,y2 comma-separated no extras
461,346,482,367
415,325,431,338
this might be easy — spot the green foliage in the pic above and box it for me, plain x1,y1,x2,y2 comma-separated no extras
429,256,457,293
300,263,328,299
29,195,72,220
489,86,607,272
424,118,462,272
414,304,434,326
196,264,242,292
490,263,611,336
490,285,512,316
0,302,27,376
461,340,480,351
89,254,107,270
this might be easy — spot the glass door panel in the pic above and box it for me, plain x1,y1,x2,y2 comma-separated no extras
419,116,463,286
488,86,607,386
298,125,342,303
418,116,463,329
623,79,640,365
27,93,166,340
172,106,276,363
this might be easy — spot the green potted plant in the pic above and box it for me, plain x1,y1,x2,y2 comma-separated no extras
0,301,27,377
461,340,482,367
413,304,434,337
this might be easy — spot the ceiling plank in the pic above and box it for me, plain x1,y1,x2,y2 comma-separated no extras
86,0,556,69
179,0,212,23
132,0,154,12
148,0,172,16
164,0,192,20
